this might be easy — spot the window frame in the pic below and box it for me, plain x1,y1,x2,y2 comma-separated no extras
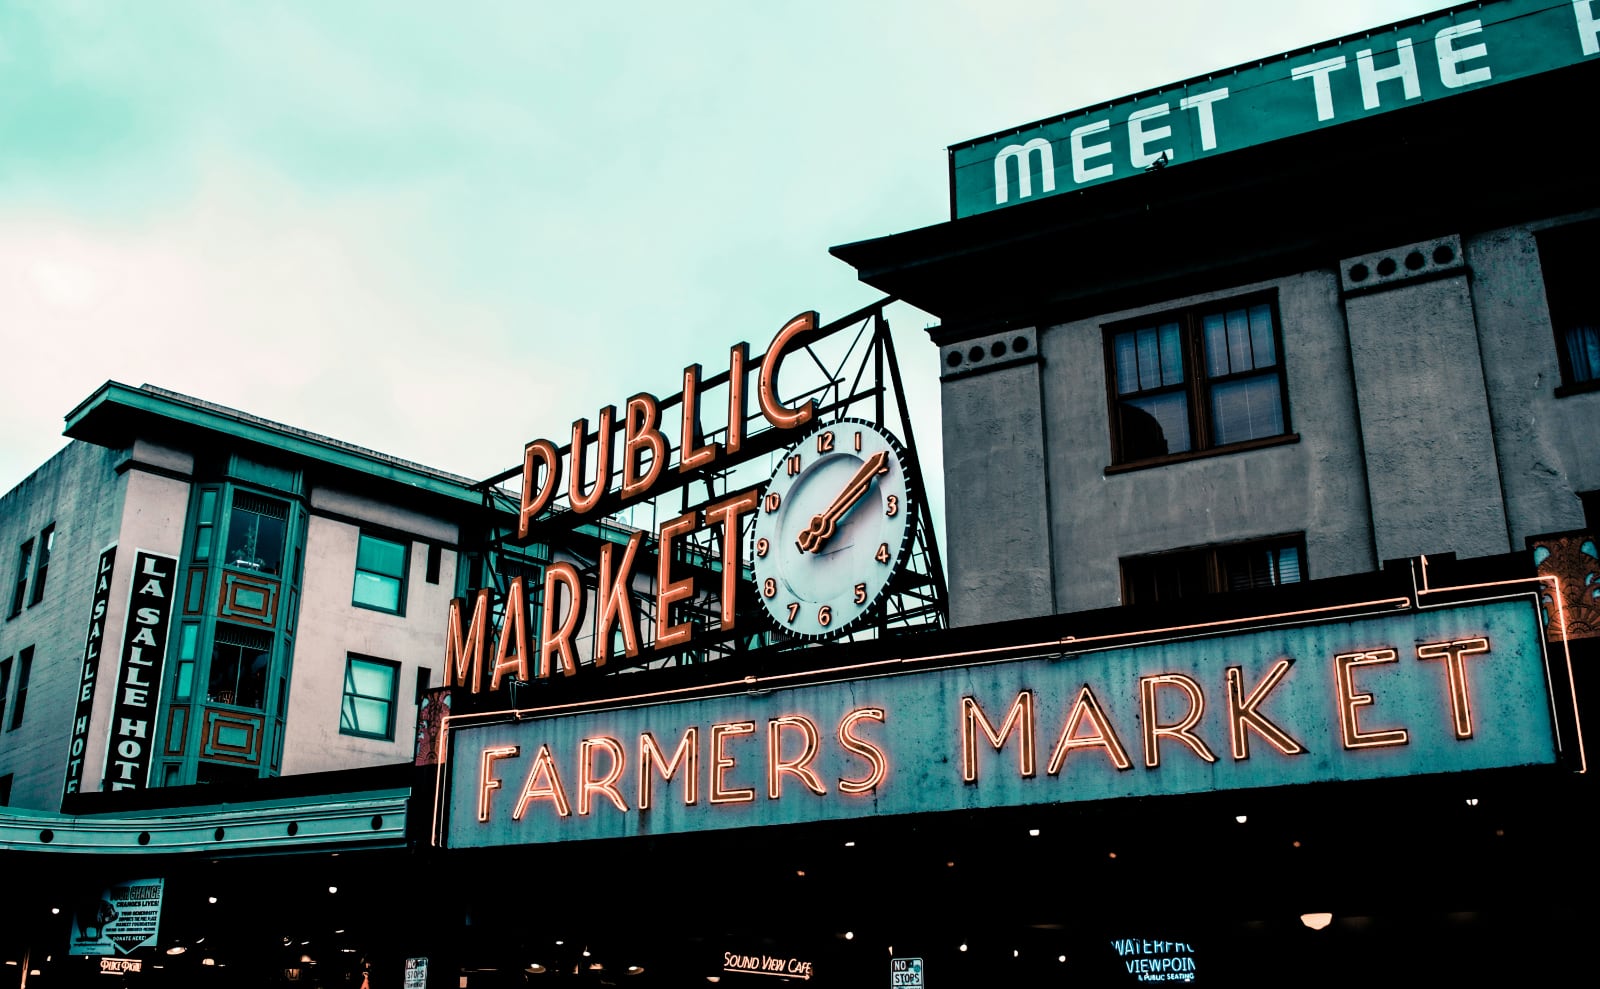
28,525,54,607
8,646,33,731
1103,292,1295,471
352,531,410,616
340,654,400,741
1537,220,1600,396
1121,535,1307,607
9,539,32,619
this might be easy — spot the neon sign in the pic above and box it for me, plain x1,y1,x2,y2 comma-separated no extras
446,312,827,693
444,598,1568,847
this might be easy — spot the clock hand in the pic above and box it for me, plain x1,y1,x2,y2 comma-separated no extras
796,451,889,553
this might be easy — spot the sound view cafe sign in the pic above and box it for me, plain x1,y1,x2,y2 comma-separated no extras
443,594,1575,846
951,0,1600,218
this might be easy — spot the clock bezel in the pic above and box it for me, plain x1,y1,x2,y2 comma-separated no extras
749,417,917,641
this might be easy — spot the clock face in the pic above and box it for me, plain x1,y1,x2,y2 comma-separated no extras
750,418,915,640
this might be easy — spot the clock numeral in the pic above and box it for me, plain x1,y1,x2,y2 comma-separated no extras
764,491,781,513
875,542,890,564
786,455,801,476
853,582,867,605
756,537,770,558
786,602,800,623
763,578,777,598
854,431,863,452
818,605,832,627
886,494,899,517
817,430,835,453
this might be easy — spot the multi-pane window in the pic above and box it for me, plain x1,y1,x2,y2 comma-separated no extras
1538,221,1600,391
223,492,288,575
9,539,32,618
341,655,399,740
353,533,408,614
208,624,270,710
9,647,33,731
29,525,53,607
1122,537,1304,606
1107,297,1289,465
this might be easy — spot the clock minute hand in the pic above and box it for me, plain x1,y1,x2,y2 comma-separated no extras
795,451,889,554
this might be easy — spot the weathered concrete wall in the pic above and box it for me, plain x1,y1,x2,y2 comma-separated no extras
282,487,458,774
1344,250,1510,563
936,330,1055,626
0,442,134,809
1036,271,1374,614
1467,218,1600,545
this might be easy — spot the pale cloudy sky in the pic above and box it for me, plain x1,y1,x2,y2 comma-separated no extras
1,0,1450,532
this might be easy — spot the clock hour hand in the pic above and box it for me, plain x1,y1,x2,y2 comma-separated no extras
795,451,889,554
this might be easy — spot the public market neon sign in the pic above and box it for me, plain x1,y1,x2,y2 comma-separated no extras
445,312,823,692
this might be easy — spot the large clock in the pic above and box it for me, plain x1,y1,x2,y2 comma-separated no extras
751,418,915,640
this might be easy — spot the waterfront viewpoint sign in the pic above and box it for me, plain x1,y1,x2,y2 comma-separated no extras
951,0,1600,218
445,596,1568,847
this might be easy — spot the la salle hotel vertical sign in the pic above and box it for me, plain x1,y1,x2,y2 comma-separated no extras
444,596,1577,847
62,544,117,800
104,551,177,791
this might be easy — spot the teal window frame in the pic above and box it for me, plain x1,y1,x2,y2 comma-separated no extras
353,532,408,615
340,654,399,740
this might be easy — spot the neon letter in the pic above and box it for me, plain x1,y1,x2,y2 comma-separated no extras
639,728,700,809
478,745,519,822
445,588,492,692
517,438,560,539
1226,660,1305,760
1139,674,1218,768
1416,637,1489,739
710,721,757,803
655,510,699,649
489,576,530,692
837,707,888,794
569,407,615,515
679,363,719,473
1335,649,1410,749
538,562,585,678
767,716,826,798
578,736,628,815
756,312,818,431
620,393,666,499
704,488,760,631
1047,684,1132,774
595,533,644,666
512,744,572,819
961,691,1036,782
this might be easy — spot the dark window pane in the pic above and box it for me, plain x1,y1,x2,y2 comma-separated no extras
208,627,270,710
1202,312,1229,377
1225,308,1253,373
1157,322,1183,385
1120,392,1191,459
1249,304,1277,366
1565,323,1600,384
1210,373,1284,446
357,536,406,578
225,496,287,575
1114,331,1140,394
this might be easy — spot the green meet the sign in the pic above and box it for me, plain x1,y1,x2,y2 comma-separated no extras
950,0,1600,218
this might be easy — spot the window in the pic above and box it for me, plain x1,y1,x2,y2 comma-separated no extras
1538,222,1600,392
0,773,11,806
223,492,288,575
208,625,270,710
9,539,32,618
29,525,53,606
1106,296,1289,465
0,657,10,729
425,543,442,585
353,533,408,614
341,655,399,740
1122,537,1304,606
9,646,33,730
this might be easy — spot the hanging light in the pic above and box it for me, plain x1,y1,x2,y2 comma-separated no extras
1300,913,1333,931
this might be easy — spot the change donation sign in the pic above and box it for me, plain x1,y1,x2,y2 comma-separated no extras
69,878,164,956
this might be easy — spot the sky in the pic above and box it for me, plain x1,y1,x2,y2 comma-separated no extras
0,0,1455,538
